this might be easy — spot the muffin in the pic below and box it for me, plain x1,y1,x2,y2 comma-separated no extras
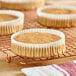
0,10,24,35
11,29,65,58
1,0,45,10
37,5,76,28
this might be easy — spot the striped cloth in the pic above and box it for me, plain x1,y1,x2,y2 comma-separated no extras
21,61,76,76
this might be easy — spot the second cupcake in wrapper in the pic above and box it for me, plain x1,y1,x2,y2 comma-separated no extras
11,29,66,58
37,5,76,28
0,10,24,35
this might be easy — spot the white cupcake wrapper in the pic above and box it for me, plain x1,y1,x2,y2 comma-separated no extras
0,10,24,35
1,0,44,3
11,29,65,57
0,10,24,26
37,5,76,20
11,29,65,48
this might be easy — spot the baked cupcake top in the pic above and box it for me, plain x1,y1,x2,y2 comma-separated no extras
11,29,65,48
14,32,61,44
0,10,24,26
0,14,18,22
37,5,76,20
42,8,76,14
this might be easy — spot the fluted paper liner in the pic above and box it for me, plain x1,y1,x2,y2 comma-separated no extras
1,0,45,10
37,5,76,28
0,10,24,35
11,29,65,58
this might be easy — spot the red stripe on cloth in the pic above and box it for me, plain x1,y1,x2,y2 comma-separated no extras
56,61,76,76
52,65,67,76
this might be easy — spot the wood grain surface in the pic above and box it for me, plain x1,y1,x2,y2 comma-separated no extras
0,54,76,76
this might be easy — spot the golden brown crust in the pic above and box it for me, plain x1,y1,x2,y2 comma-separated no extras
0,14,18,22
14,32,61,44
42,8,76,14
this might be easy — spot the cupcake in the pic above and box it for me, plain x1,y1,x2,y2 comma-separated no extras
0,10,24,35
1,0,45,10
37,5,76,28
11,29,65,58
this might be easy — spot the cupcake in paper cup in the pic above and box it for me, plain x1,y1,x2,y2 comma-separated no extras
0,10,24,35
37,5,76,28
1,0,45,10
11,29,66,58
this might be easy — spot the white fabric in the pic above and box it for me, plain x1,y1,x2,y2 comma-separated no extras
73,60,76,64
21,65,65,76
